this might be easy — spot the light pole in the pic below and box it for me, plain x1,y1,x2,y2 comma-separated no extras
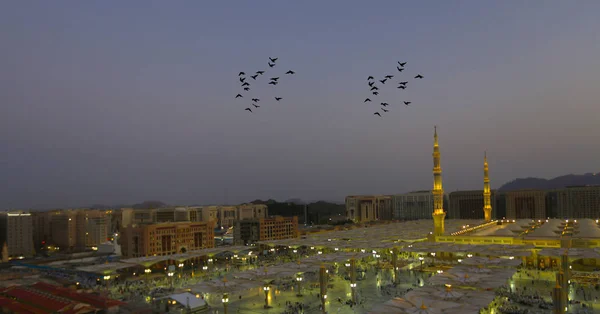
263,283,271,308
167,271,174,288
103,275,111,293
350,258,357,304
295,273,303,297
418,257,424,270
319,264,328,314
145,268,151,281
178,263,184,279
392,248,399,285
222,292,229,314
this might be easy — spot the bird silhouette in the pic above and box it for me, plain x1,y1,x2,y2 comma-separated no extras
245,108,252,112
235,94,243,98
239,72,245,76
252,98,259,102
252,104,260,108
381,108,389,112
241,82,250,87
239,77,246,83
397,85,407,89
269,57,278,63
243,87,250,91
367,76,374,80
364,98,371,102
256,71,265,75
268,62,275,68
251,75,258,80
370,86,379,91
374,112,381,117
285,70,295,75
368,81,375,87
399,81,408,85
404,101,411,106
397,67,404,72
379,79,387,84
381,102,389,107
270,77,280,81
275,97,282,101
398,62,407,67
384,75,394,79
373,91,379,95
415,74,423,79
268,81,278,85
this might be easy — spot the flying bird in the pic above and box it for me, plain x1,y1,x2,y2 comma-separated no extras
415,74,424,79
364,98,371,102
370,86,378,91
275,97,282,101
235,94,243,98
374,112,381,117
367,76,374,80
397,66,404,72
404,101,411,106
252,98,259,102
239,77,246,83
399,81,408,85
241,82,250,86
398,62,407,67
251,75,258,80
384,75,394,79
379,79,387,84
270,77,280,81
380,102,389,107
397,85,407,89
252,103,260,108
256,71,265,75
368,81,375,87
381,108,389,112
285,70,295,75
243,87,250,91
268,81,278,85
269,57,278,63
239,72,245,76
245,108,252,112
373,91,379,95
268,62,275,68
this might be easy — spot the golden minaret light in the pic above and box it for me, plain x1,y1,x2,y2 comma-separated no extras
483,151,492,222
432,126,446,236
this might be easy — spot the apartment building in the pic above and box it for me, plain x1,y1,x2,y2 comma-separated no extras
120,221,215,258
75,210,108,249
555,186,600,219
234,216,298,245
448,190,497,219
345,195,393,222
505,190,547,219
0,211,35,259
392,191,435,220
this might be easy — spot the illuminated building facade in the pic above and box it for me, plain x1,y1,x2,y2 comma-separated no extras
234,216,299,245
345,195,392,222
0,211,35,259
120,221,215,258
75,210,108,249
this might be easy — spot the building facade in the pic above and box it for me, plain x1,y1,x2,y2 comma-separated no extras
392,191,435,220
50,211,77,251
505,190,547,219
120,221,215,258
234,216,298,245
555,186,600,219
75,210,109,249
345,195,392,222
0,211,35,259
448,190,497,220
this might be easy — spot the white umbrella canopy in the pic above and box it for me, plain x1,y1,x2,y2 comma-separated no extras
460,256,522,267
538,248,600,259
233,267,283,281
430,267,515,290
189,277,263,294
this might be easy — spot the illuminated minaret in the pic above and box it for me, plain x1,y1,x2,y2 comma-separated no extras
483,151,492,222
432,126,446,236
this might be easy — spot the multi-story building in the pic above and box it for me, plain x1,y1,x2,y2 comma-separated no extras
235,204,268,221
120,221,215,258
234,216,298,245
495,193,507,219
345,195,393,222
0,211,35,259
505,190,547,219
448,190,497,219
50,211,77,251
392,191,435,220
75,210,109,249
555,186,600,219
31,211,54,251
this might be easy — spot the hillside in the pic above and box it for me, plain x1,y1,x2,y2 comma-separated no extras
498,173,600,191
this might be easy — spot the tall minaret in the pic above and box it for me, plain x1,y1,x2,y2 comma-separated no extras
432,126,446,236
483,151,492,222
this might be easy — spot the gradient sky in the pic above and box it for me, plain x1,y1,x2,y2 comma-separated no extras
1,1,599,209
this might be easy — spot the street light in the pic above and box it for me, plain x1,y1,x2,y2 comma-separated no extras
296,273,303,297
222,292,229,314
418,256,424,269
167,271,174,288
263,284,271,308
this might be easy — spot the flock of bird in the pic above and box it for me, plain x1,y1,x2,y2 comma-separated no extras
234,57,295,113
363,61,424,117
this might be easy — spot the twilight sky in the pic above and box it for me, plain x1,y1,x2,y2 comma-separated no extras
1,1,599,209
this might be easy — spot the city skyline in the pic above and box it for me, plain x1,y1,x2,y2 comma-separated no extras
2,2,600,209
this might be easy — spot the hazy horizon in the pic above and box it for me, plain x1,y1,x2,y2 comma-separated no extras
2,2,600,209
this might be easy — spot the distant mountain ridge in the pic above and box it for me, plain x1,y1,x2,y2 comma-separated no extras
498,172,600,191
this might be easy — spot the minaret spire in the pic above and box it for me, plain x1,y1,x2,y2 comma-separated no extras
483,151,492,222
432,126,446,236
